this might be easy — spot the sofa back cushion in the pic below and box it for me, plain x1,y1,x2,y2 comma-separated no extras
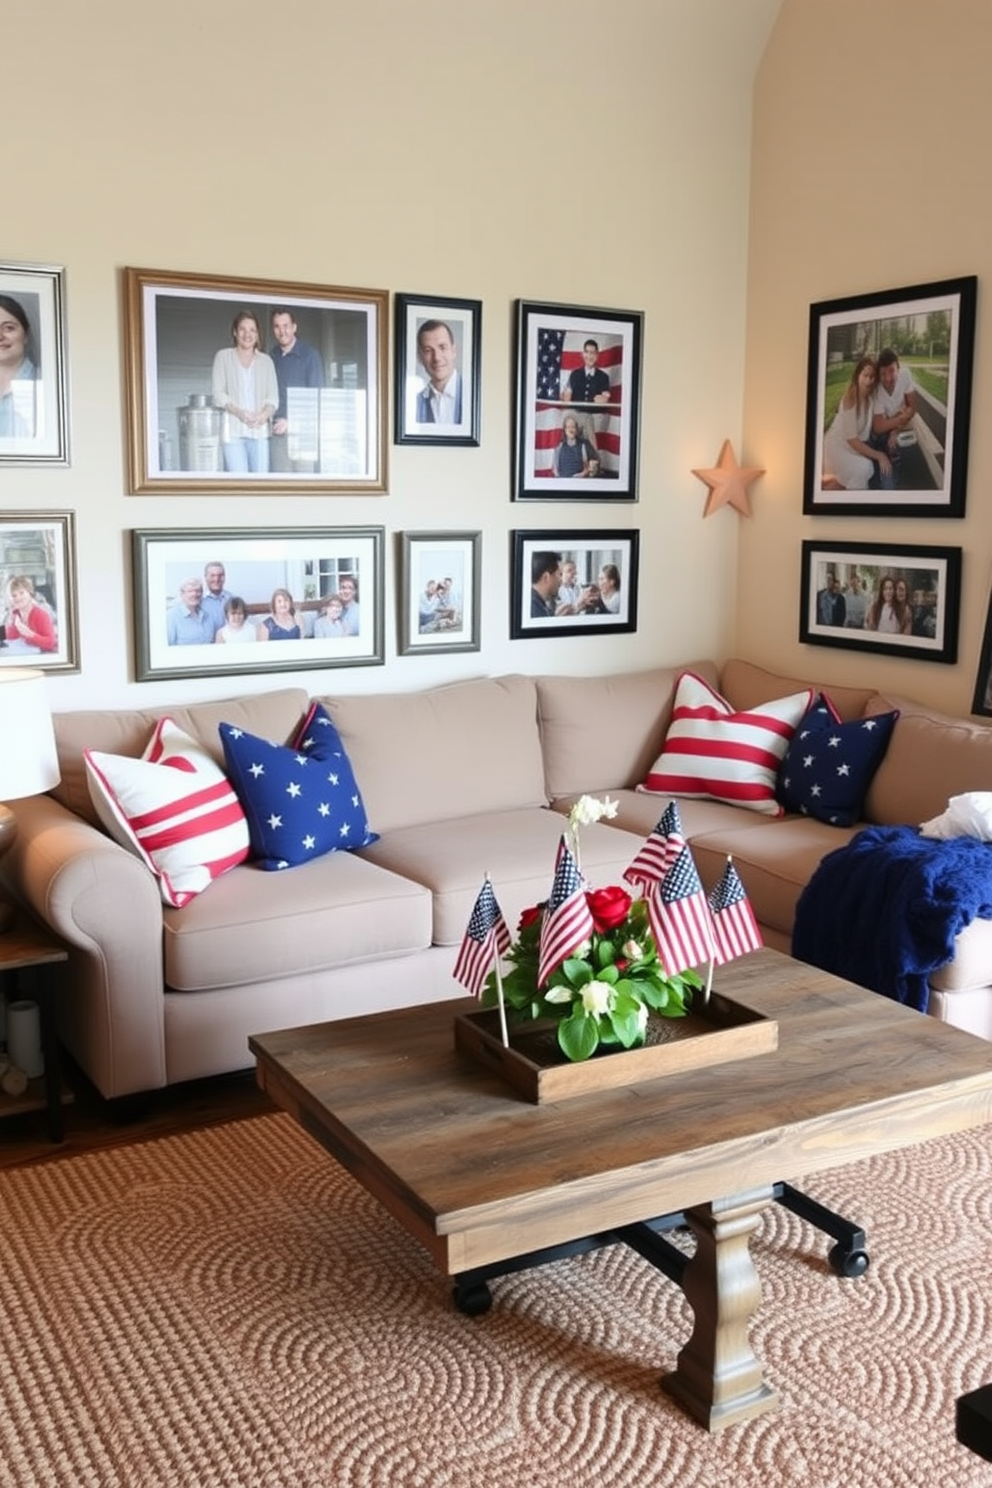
52,689,310,828
536,662,720,801
720,658,876,723
318,674,546,833
862,692,992,825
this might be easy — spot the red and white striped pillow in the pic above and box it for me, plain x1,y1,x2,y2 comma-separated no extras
638,671,813,817
84,718,250,907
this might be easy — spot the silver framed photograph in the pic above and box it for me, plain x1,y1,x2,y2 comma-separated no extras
0,511,79,672
0,262,69,466
394,295,481,446
123,267,387,494
132,527,384,682
398,531,481,656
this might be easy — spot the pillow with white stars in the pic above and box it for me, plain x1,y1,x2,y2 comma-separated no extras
219,702,379,870
777,695,900,826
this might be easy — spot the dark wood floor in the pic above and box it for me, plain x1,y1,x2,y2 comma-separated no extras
0,1056,276,1171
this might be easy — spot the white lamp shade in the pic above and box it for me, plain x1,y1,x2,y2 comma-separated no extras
0,669,61,800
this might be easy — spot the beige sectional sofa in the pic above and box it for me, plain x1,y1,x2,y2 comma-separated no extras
5,656,992,1103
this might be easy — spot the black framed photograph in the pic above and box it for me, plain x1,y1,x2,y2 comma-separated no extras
803,275,976,517
513,300,643,501
971,596,992,716
394,294,481,446
799,540,961,664
0,511,79,672
397,531,481,656
123,267,388,494
0,262,69,466
510,529,639,640
132,527,384,682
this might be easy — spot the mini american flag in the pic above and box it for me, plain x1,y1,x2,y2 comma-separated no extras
648,842,715,976
708,859,763,966
538,836,594,988
453,878,511,999
624,799,686,889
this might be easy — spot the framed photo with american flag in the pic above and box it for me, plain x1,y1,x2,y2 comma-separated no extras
513,300,643,501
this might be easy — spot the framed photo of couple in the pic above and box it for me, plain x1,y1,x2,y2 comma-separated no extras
122,267,388,494
394,295,481,446
131,526,384,682
0,261,70,466
803,275,976,518
397,531,481,656
799,540,961,665
513,301,643,502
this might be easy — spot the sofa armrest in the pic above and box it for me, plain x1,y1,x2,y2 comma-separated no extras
0,793,168,1100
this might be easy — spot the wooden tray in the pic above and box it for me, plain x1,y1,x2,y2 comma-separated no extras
453,991,778,1104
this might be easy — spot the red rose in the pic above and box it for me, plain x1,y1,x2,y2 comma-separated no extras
518,904,542,931
586,885,632,933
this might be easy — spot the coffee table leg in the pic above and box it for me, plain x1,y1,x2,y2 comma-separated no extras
661,1186,779,1433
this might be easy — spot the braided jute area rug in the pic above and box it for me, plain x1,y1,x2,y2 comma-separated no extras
2,1112,991,1488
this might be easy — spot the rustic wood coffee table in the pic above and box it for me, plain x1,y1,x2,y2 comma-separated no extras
250,948,992,1433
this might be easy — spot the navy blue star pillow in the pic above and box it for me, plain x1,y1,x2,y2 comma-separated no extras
220,702,378,870
777,694,899,827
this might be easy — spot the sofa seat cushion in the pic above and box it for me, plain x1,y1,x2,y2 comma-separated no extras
359,808,650,946
163,852,431,993
536,661,720,800
689,817,860,938
864,694,992,826
319,675,546,833
552,789,779,844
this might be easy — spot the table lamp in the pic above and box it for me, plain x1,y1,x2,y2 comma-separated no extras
0,668,61,932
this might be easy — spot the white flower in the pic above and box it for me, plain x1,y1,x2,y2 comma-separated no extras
581,981,612,1018
544,986,575,1004
569,794,619,830
635,1001,649,1033
622,939,644,961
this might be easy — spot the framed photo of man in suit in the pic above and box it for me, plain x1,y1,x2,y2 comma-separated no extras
394,294,481,447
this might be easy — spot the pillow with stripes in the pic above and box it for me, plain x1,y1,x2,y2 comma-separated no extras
85,718,250,908
637,670,814,817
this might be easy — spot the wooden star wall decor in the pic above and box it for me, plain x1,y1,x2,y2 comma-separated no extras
691,439,765,517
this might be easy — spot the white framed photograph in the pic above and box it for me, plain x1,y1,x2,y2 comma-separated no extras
398,531,481,655
0,262,69,466
0,511,79,672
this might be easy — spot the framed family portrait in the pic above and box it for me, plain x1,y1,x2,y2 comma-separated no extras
132,526,384,682
799,540,961,664
397,531,481,656
0,262,69,466
513,300,643,502
394,295,481,446
510,529,639,640
803,275,976,517
122,267,388,494
0,511,79,672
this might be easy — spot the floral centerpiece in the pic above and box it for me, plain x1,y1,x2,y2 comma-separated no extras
481,796,702,1063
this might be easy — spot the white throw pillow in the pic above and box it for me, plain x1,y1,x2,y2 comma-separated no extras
638,671,813,817
85,718,250,908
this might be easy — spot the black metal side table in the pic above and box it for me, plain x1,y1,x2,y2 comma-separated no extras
0,913,70,1143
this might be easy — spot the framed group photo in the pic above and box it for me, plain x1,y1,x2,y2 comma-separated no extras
132,526,384,682
803,275,976,517
510,529,639,640
123,267,388,494
0,261,70,466
799,540,961,664
513,301,643,502
394,295,481,446
398,531,481,656
0,511,79,672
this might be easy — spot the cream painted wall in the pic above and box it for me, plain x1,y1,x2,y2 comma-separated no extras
3,0,780,713
744,0,992,715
